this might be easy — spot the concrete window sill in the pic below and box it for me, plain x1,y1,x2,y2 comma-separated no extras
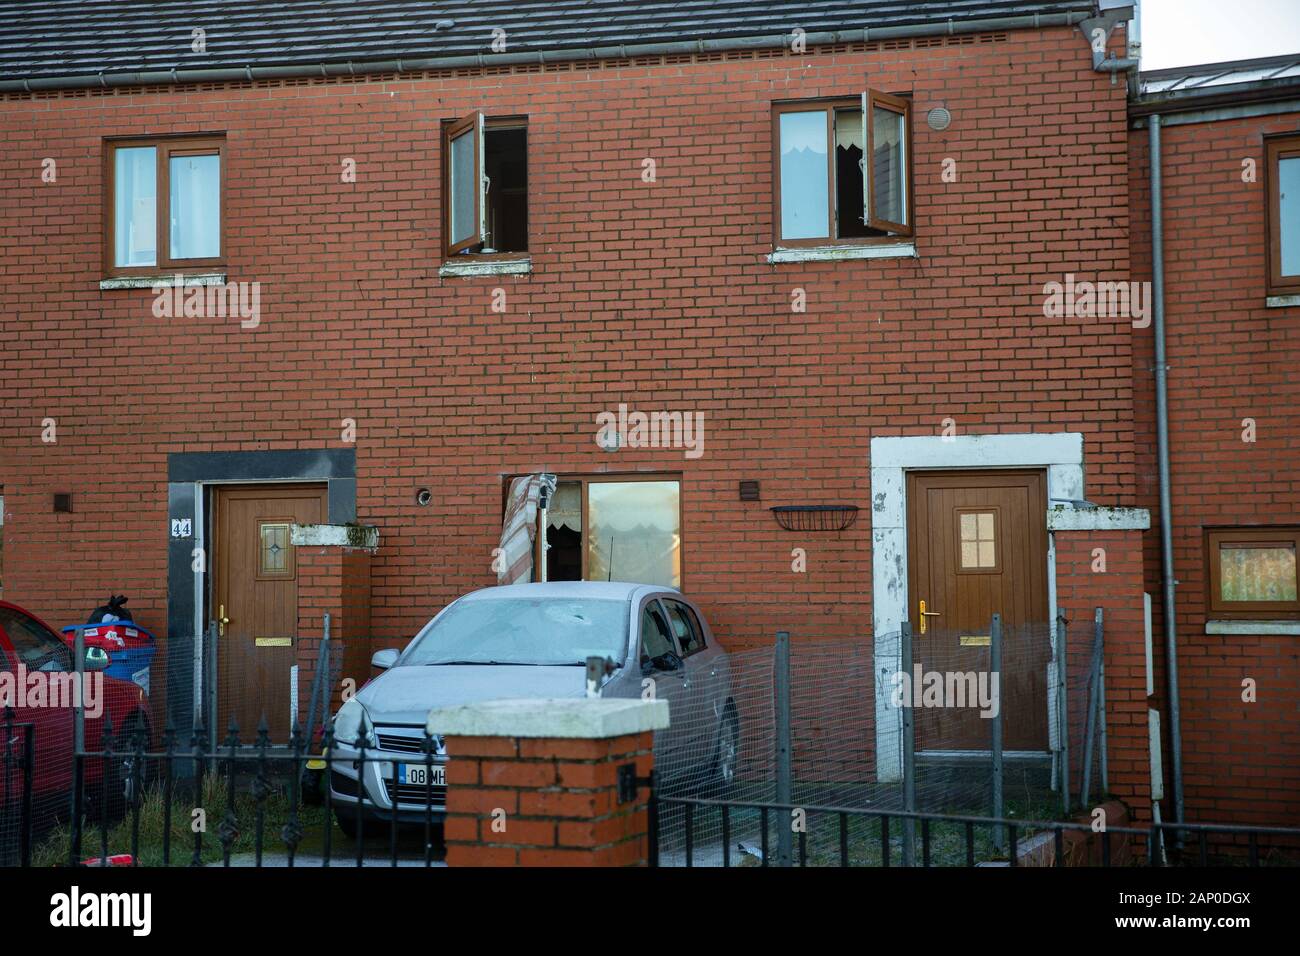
767,242,916,264
100,274,227,290
100,273,227,290
1205,619,1300,636
439,256,532,278
1265,294,1300,308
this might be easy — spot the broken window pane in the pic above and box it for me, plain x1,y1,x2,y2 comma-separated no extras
779,111,829,240
545,481,583,581
834,109,869,238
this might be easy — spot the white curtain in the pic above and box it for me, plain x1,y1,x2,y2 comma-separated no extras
547,482,581,532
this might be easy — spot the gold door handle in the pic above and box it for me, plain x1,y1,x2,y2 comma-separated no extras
218,604,231,638
918,599,942,634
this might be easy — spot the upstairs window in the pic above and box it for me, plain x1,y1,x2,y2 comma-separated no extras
442,114,528,257
1266,133,1300,296
1207,527,1300,620
773,92,912,246
105,136,225,275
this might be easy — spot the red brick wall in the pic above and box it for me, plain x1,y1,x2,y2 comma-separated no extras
0,29,1131,654
1054,528,1151,824
1129,112,1300,826
295,544,373,727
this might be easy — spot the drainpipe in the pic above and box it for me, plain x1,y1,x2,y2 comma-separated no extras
1148,114,1185,829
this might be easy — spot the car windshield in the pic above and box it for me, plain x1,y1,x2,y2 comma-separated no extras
400,597,628,666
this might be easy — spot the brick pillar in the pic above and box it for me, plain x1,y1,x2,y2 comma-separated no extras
432,698,668,866
1051,508,1153,826
291,524,376,728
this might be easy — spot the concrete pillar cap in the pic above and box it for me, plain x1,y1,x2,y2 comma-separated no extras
427,698,669,739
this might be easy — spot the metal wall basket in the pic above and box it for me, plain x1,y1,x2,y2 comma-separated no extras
770,505,860,532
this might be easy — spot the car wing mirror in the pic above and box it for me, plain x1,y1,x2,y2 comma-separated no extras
371,648,400,670
84,646,110,672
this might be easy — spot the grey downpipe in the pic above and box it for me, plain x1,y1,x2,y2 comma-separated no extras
1149,113,1185,828
0,13,1091,93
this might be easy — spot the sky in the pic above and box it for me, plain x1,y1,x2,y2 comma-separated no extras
1140,0,1300,70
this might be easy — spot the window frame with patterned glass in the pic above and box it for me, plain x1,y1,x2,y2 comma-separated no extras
1205,526,1300,621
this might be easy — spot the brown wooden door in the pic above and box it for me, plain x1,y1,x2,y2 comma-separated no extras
906,470,1049,752
214,484,326,741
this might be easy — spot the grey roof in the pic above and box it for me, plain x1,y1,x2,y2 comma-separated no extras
1140,53,1300,96
1,1,1095,87
1133,52,1300,113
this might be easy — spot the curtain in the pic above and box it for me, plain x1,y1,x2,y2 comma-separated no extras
547,481,581,532
497,474,556,585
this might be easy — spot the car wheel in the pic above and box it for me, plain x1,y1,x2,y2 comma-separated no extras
301,767,324,806
709,706,740,798
335,810,361,840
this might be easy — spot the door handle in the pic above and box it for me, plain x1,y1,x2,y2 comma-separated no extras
918,599,942,635
218,604,231,638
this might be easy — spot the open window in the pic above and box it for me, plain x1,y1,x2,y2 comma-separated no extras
104,136,225,276
442,113,528,258
773,91,911,246
1266,133,1300,296
1206,527,1300,620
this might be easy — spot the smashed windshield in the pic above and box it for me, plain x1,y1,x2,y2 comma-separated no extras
400,597,629,666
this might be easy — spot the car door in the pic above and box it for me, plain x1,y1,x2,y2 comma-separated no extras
658,597,716,772
635,596,688,776
0,606,74,820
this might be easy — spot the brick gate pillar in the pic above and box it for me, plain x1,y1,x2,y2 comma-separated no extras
430,698,668,866
1049,506,1153,826
291,523,377,726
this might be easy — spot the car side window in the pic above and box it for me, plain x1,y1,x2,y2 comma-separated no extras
0,608,71,672
639,603,677,668
663,600,706,656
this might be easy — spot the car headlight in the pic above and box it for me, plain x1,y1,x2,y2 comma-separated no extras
332,698,375,748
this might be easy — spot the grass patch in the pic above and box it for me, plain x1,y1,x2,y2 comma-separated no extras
33,774,332,867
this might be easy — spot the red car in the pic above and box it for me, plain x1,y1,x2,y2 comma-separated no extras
0,600,154,833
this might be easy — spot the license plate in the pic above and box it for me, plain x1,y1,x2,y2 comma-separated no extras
400,763,445,787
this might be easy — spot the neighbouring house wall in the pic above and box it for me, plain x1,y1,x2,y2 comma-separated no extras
1129,110,1300,826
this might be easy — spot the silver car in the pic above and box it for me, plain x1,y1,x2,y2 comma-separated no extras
327,581,737,835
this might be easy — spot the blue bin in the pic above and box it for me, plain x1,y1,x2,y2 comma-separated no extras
61,622,158,696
